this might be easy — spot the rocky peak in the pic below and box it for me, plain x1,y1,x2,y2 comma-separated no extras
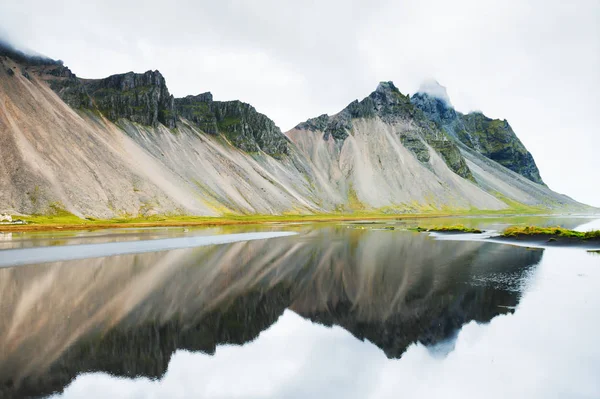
410,80,458,129
365,81,416,121
175,95,289,158
375,81,399,95
294,81,415,141
293,81,472,179
83,70,176,128
195,92,214,102
410,92,458,128
294,114,329,131
410,88,545,185
100,70,166,92
370,81,408,107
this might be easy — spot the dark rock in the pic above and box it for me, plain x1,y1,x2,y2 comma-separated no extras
323,115,352,141
20,69,30,80
41,67,176,128
459,113,544,185
175,93,219,134
366,81,415,122
429,139,472,178
411,91,545,185
295,114,329,131
411,92,458,127
400,134,430,163
5,68,14,76
22,55,286,154
175,94,290,158
83,71,177,128
45,66,93,109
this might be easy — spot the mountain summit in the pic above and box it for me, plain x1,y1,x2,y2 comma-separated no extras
0,47,590,217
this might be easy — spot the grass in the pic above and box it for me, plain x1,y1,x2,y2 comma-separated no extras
410,224,483,234
1,203,589,233
502,226,600,240
1,212,456,232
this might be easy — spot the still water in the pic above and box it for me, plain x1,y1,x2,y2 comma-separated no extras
0,216,599,398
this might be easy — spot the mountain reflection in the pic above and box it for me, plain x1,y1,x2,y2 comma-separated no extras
0,225,543,398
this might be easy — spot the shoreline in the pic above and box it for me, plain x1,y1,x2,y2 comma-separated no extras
491,235,600,249
0,213,453,233
1,212,598,234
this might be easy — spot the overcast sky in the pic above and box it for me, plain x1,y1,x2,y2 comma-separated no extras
1,0,598,206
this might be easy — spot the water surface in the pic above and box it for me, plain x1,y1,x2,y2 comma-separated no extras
0,216,598,398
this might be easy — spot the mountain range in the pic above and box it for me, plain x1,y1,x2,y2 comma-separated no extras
0,42,591,218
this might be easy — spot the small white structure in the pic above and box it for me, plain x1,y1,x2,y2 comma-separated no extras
0,213,12,222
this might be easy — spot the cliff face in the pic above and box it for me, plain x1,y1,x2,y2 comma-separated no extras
458,112,544,185
32,63,177,128
40,65,288,156
175,93,289,158
410,83,545,185
83,71,177,128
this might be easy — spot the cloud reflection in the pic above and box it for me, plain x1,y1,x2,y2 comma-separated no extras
54,249,600,399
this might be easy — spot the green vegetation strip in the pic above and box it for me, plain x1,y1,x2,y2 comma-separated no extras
1,213,456,232
411,225,483,234
501,226,600,240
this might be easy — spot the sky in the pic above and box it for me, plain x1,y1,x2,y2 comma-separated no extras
1,0,598,206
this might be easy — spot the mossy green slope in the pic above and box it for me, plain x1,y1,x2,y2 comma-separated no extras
175,93,289,158
411,87,544,186
459,113,544,185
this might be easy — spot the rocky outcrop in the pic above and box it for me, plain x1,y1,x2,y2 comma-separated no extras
294,82,472,179
43,64,93,109
411,82,545,185
459,112,544,185
36,65,176,128
82,71,177,128
175,93,289,158
42,67,287,155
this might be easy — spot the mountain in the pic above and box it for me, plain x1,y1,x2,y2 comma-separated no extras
0,43,591,217
288,82,587,212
